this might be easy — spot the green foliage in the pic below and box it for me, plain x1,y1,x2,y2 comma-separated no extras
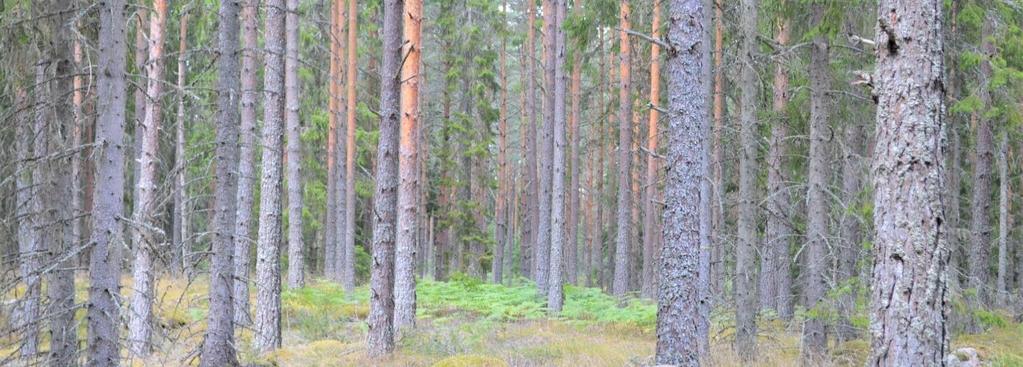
976,309,1009,329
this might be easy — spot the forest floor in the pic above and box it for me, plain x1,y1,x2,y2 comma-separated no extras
4,275,1023,366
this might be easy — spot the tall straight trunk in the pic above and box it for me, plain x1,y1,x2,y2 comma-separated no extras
395,0,422,332
495,2,509,284
200,0,242,364
255,0,286,353
89,1,128,364
132,9,148,227
342,0,359,292
585,147,595,286
566,0,583,286
521,0,538,278
709,0,725,299
173,11,190,276
612,0,633,297
367,0,402,356
734,0,758,359
656,0,707,364
234,0,259,326
869,1,949,364
969,15,995,301
535,0,556,291
760,14,789,316
548,0,568,312
285,0,305,289
325,0,342,279
15,86,39,362
129,0,168,355
698,0,713,352
836,96,865,342
641,0,661,299
595,30,607,291
801,5,830,360
996,131,1009,305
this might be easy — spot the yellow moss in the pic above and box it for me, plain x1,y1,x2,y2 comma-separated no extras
432,354,508,367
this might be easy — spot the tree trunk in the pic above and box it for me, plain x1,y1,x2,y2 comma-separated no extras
641,0,661,299
656,0,707,364
89,1,128,364
234,0,259,327
325,0,342,280
535,0,556,292
285,0,305,289
595,30,607,291
395,0,422,332
521,0,538,279
495,1,509,284
735,0,758,359
565,0,584,286
868,0,949,364
996,131,1008,305
342,0,359,292
129,0,168,355
836,92,866,342
367,0,402,356
548,0,568,312
761,14,790,317
801,5,830,361
173,11,190,276
255,0,286,353
968,15,995,302
710,0,726,300
612,0,633,297
15,85,39,363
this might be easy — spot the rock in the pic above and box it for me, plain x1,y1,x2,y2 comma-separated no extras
945,347,982,367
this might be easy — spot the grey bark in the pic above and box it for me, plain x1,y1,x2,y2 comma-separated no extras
868,0,950,364
801,5,830,361
996,131,1008,305
760,16,790,317
655,0,707,364
968,15,995,301
285,0,305,289
535,0,556,292
88,1,128,364
521,0,538,279
734,0,758,359
129,0,168,355
612,0,633,297
234,0,259,327
367,0,402,356
395,0,422,332
173,11,190,276
836,93,865,342
199,0,241,363
255,0,286,353
547,0,567,313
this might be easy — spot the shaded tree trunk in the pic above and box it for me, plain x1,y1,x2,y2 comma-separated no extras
710,0,725,300
868,0,949,364
566,0,583,286
285,0,305,289
836,92,865,342
521,0,538,279
342,0,360,292
88,1,129,364
548,0,567,313
367,0,402,356
735,0,758,359
761,14,790,317
234,0,259,327
325,0,342,279
495,2,509,284
641,0,661,299
996,131,1008,305
173,10,191,276
968,15,995,301
535,0,556,292
655,0,707,364
612,0,633,297
395,0,422,332
15,84,39,363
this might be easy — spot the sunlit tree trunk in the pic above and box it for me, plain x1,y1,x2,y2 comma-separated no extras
641,0,661,299
612,0,633,297
868,0,949,364
342,0,359,292
395,0,422,332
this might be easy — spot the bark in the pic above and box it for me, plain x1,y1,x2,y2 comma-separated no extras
234,0,259,327
367,0,402,356
836,91,866,342
535,0,556,291
129,0,168,355
495,1,509,284
968,15,995,301
199,0,242,363
325,0,341,279
132,9,148,231
395,0,422,332
868,0,949,364
710,0,725,299
255,0,286,353
342,0,359,292
89,1,128,364
548,0,567,313
521,0,538,279
801,6,830,360
285,0,305,289
996,131,1008,305
566,0,583,286
760,15,790,316
173,11,190,276
17,82,40,362
656,0,707,364
612,0,633,297
595,31,607,291
641,0,662,299
735,0,758,358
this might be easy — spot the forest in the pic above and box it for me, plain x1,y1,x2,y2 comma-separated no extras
1,0,1023,365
